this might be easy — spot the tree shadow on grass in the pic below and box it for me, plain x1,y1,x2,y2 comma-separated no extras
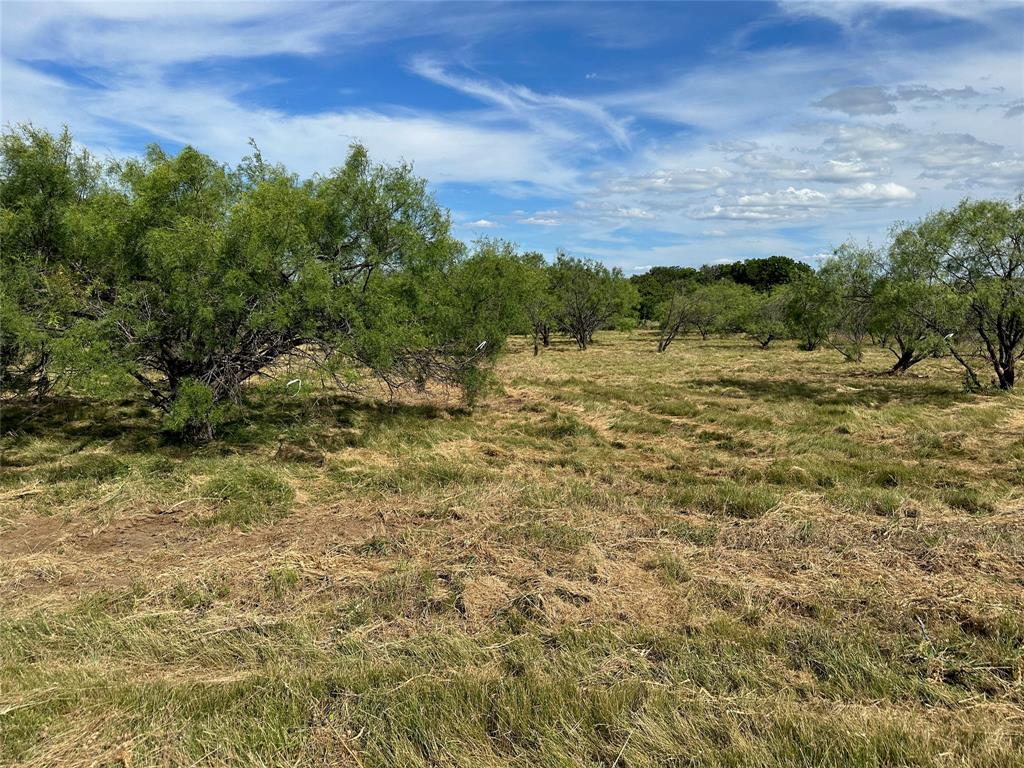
1,389,466,468
690,376,971,409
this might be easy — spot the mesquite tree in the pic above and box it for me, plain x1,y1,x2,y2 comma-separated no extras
550,253,635,349
817,244,877,362
3,126,517,439
889,198,1024,389
739,288,788,348
784,272,832,351
869,274,945,374
520,251,557,355
658,281,754,352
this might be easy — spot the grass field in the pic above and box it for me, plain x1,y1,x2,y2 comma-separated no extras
2,331,1022,767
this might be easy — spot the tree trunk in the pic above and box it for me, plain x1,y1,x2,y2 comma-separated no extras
995,361,1015,390
888,348,927,375
181,417,215,444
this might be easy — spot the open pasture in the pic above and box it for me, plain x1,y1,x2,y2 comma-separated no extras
1,333,1022,767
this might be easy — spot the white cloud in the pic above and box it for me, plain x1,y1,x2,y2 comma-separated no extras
464,219,499,228
737,187,830,207
834,182,916,202
616,207,656,220
596,166,734,194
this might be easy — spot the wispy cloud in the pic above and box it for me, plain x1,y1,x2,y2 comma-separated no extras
409,57,631,149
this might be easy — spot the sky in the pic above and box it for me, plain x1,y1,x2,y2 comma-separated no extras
2,0,1023,272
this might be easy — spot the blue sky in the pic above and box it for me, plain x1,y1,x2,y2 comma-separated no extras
2,1,1022,271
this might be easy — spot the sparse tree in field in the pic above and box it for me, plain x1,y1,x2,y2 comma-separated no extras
684,285,721,340
656,284,715,351
656,281,749,351
631,265,698,324
868,272,946,375
69,142,339,440
888,198,1024,389
738,287,789,348
447,239,543,373
550,253,636,349
783,272,832,351
656,291,690,352
520,252,557,355
816,243,877,362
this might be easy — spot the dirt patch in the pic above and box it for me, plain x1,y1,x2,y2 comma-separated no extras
0,513,70,557
73,507,193,555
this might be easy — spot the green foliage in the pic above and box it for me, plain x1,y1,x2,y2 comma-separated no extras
657,280,753,351
706,255,813,292
816,243,878,362
0,125,101,398
2,126,527,439
163,379,232,442
783,273,833,351
738,287,789,348
632,258,809,325
630,265,699,323
888,197,1024,389
869,272,946,374
549,252,637,349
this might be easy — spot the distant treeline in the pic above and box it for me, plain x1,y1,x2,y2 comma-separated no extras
2,125,1022,442
630,256,812,323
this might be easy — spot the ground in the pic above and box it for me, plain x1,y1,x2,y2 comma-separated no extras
1,332,1022,767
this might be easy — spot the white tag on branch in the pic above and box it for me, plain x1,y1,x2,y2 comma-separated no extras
286,378,302,395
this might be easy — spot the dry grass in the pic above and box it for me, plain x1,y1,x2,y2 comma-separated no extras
2,331,1023,766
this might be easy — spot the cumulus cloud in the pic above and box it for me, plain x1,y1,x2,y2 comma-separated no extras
737,187,830,207
834,182,916,202
732,151,886,182
595,166,733,195
520,213,562,226
693,183,915,222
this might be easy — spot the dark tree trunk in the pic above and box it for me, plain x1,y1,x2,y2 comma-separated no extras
179,417,215,444
887,348,926,375
995,360,1015,390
